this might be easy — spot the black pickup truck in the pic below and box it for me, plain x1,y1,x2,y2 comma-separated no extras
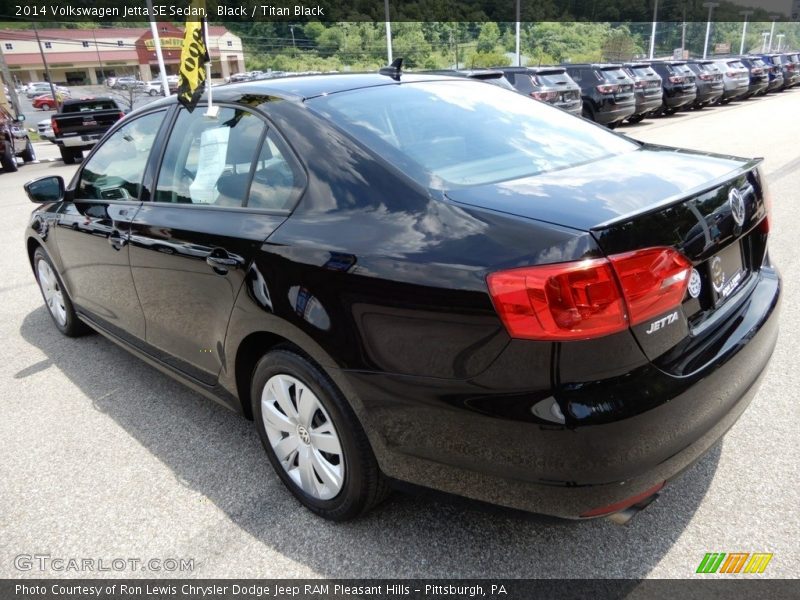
50,98,124,164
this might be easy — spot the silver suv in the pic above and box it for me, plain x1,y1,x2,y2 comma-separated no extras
711,59,750,102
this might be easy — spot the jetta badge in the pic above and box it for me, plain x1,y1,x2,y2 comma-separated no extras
688,268,702,299
729,188,746,226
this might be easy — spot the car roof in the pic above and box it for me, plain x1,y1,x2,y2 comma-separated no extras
564,63,623,68
146,72,474,106
62,97,115,105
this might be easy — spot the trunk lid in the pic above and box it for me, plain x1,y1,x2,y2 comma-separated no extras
447,146,769,373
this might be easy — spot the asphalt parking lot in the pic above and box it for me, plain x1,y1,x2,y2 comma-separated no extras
1,89,799,579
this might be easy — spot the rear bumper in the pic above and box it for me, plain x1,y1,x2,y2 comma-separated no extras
633,96,662,116
592,102,635,124
348,268,780,518
722,83,749,99
664,91,696,108
694,88,723,105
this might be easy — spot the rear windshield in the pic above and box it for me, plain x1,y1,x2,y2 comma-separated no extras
62,101,118,113
627,65,656,78
727,61,746,69
310,80,637,188
598,68,629,81
532,70,572,86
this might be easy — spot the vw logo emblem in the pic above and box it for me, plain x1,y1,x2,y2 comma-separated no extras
688,268,702,298
729,188,746,227
710,256,725,292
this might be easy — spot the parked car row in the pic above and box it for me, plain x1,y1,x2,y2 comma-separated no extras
105,75,179,94
464,51,800,128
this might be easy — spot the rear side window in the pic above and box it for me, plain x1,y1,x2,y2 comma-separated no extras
311,80,636,188
154,106,300,210
248,130,302,211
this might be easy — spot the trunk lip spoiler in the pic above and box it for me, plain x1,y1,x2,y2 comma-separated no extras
590,147,764,231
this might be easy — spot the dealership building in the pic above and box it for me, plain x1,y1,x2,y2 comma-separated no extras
0,25,246,85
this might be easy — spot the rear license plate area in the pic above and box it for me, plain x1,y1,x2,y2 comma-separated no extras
708,242,746,305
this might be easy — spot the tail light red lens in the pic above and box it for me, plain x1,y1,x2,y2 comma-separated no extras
50,117,59,136
609,248,692,326
530,91,558,101
668,76,684,84
487,258,626,341
698,73,712,81
487,247,692,341
596,84,619,94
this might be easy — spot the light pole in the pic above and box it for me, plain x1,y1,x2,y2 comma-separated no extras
775,33,785,52
739,11,753,55
515,0,521,67
384,0,392,64
768,16,778,52
648,0,658,60
702,2,719,60
761,32,770,53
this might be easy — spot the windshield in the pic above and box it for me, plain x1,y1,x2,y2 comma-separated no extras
310,81,637,188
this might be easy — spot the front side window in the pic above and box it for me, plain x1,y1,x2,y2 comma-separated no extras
75,110,165,201
155,106,265,206
310,80,637,188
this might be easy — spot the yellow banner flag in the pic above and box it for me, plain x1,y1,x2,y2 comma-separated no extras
177,0,209,112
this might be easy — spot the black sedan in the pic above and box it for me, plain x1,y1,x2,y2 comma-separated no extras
24,72,779,522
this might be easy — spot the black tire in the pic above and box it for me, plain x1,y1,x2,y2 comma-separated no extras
149,89,158,96
21,139,36,163
1,143,18,172
32,247,90,337
581,105,596,122
59,147,78,165
41,103,51,111
627,114,645,124
252,348,389,521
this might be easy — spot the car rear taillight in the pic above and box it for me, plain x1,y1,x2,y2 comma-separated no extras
596,84,619,94
668,75,684,84
487,247,692,341
117,112,124,121
50,117,59,136
698,73,712,81
530,91,558,101
608,248,692,326
634,80,645,88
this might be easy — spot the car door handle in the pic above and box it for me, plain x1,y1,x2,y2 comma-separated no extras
108,231,127,250
206,249,243,272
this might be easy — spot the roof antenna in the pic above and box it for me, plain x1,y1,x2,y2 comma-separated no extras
379,57,403,81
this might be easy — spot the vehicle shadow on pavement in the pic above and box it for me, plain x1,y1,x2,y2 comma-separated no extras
19,306,719,578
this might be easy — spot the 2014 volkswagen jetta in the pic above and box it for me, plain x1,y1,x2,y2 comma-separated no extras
23,72,780,521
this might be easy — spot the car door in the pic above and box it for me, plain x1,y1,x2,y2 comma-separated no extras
128,104,304,385
54,109,168,342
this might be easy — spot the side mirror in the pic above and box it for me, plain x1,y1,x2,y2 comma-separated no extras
24,176,65,204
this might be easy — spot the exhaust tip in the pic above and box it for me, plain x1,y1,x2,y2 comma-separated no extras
605,492,661,525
